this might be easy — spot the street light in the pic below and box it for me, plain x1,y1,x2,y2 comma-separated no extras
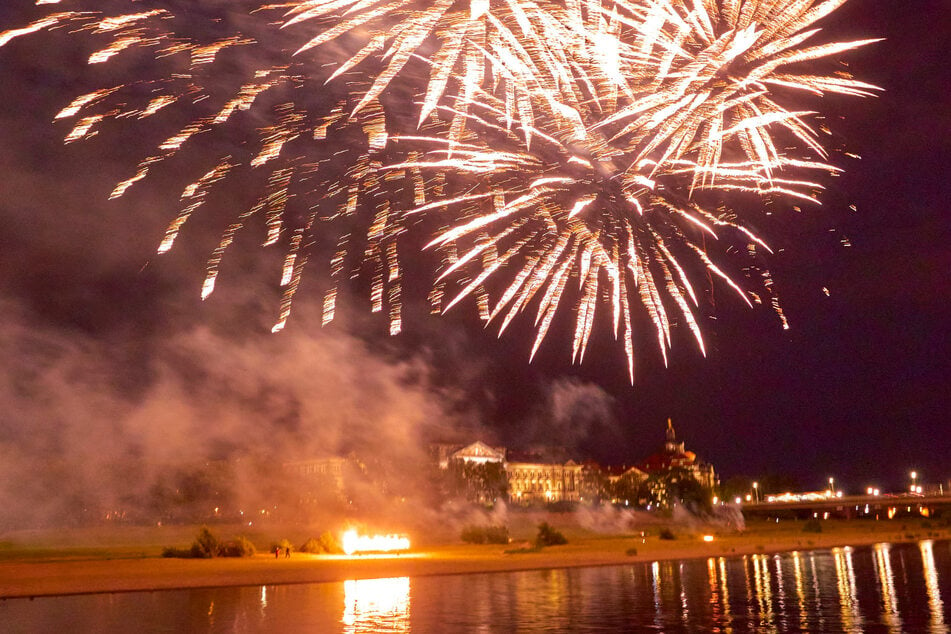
752,481,759,503
829,476,835,497
910,471,918,493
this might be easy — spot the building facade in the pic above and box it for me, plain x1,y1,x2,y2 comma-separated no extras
432,421,717,507
506,459,583,504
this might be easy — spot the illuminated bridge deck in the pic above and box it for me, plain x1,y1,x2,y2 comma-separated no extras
740,494,951,519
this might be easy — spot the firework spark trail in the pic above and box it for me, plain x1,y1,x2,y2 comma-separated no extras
0,0,878,380
377,0,878,378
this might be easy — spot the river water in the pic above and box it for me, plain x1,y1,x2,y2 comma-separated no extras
2,540,949,632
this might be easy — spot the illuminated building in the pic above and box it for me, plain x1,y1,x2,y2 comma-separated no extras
506,452,583,504
604,464,649,505
283,457,349,490
432,441,507,469
432,442,583,505
282,457,352,509
637,419,717,489
606,464,649,486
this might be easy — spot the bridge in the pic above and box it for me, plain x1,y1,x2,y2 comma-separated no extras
740,493,951,520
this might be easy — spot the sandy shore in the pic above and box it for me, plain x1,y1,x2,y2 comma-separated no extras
2,519,947,599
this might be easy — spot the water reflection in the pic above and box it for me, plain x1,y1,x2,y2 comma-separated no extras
921,540,946,632
752,554,773,625
773,554,787,629
719,557,733,628
341,577,410,633
650,560,662,630
833,546,864,631
792,551,808,631
807,553,826,631
3,540,950,632
874,542,902,631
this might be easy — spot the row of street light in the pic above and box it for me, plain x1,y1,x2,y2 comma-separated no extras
739,470,937,504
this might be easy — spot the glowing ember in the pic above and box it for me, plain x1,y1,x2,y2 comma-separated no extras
341,529,411,556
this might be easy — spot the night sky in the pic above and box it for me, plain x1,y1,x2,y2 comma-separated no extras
0,0,948,511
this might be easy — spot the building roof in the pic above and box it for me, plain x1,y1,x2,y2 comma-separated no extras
637,419,703,473
638,450,698,472
605,464,647,481
445,441,506,466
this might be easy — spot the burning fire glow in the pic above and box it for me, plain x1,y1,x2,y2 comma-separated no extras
341,529,411,556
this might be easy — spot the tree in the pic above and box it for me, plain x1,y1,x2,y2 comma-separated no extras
579,467,611,504
611,472,645,506
638,468,714,513
444,460,508,505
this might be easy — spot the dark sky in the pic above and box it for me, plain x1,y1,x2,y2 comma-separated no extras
0,0,948,503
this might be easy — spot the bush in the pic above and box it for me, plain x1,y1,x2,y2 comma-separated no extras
299,532,343,554
535,522,567,547
658,528,676,540
317,531,343,554
299,537,322,554
461,525,487,544
802,518,823,533
161,546,193,558
165,527,244,559
461,525,510,545
220,536,256,558
484,525,510,544
191,526,222,558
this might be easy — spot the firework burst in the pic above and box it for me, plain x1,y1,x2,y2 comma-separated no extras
0,0,878,380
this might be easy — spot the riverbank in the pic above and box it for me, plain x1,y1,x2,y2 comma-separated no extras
2,517,948,599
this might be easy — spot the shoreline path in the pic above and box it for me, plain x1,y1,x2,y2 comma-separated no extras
2,528,943,599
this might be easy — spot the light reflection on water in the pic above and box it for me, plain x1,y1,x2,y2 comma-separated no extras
874,542,901,631
1,540,949,632
922,540,946,632
342,577,410,633
833,546,863,630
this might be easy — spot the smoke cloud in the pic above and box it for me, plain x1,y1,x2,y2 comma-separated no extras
0,297,466,530
507,377,621,457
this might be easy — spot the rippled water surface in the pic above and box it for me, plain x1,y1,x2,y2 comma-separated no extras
3,540,950,632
